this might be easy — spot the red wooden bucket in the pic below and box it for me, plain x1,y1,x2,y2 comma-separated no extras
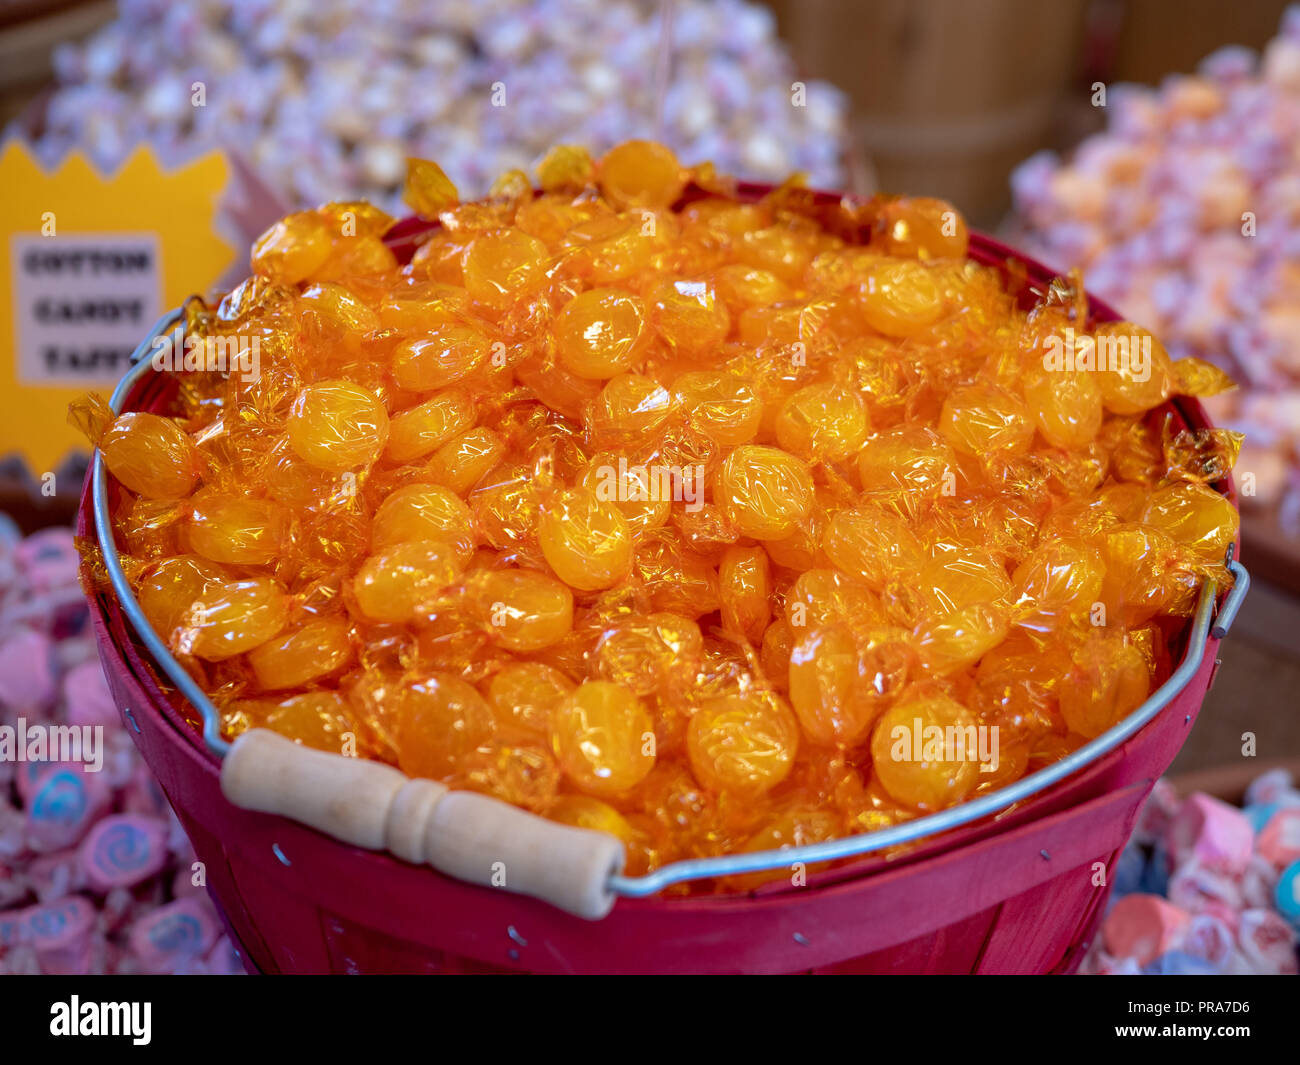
76,202,1244,973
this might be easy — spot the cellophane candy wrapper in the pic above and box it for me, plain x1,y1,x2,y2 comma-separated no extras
79,138,1242,889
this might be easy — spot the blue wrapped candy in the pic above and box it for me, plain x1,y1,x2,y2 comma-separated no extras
1275,859,1300,928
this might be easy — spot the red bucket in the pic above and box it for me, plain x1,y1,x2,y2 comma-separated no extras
77,196,1243,974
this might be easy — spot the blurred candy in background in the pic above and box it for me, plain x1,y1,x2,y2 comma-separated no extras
1083,773,1300,975
5,0,849,211
1011,7,1300,533
0,516,241,975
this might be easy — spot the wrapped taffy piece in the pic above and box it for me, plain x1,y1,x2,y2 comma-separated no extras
75,140,1240,887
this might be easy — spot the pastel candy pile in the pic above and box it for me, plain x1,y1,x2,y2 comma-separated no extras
1011,4,1300,516
0,629,57,710
0,523,242,975
1083,770,1300,975
1168,792,1254,868
7,0,848,214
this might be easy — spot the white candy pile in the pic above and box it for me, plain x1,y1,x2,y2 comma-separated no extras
9,0,848,210
1011,6,1300,522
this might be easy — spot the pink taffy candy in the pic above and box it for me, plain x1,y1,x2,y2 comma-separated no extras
78,814,169,891
1168,860,1245,914
128,897,219,974
1244,767,1296,807
24,895,95,949
61,661,120,730
1103,894,1191,966
1264,35,1300,91
52,634,97,671
14,528,79,590
1258,808,1300,870
1167,792,1255,872
26,894,96,975
1134,778,1180,846
38,936,94,975
1235,908,1299,974
0,629,57,709
25,762,112,852
1179,913,1235,970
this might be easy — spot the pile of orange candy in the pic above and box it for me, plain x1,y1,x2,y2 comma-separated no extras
78,139,1242,883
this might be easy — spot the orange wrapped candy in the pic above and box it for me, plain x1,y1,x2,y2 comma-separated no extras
78,141,1240,886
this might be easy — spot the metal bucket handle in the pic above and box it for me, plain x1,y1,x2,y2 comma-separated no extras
91,307,1251,918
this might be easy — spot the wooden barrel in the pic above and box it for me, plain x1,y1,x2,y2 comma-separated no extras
768,0,1088,226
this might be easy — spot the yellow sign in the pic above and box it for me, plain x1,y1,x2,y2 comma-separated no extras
0,142,234,475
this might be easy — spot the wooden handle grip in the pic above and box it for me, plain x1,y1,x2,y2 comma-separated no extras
221,729,415,849
220,729,625,920
424,791,625,920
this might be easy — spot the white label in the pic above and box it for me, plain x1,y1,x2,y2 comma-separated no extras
11,232,161,386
